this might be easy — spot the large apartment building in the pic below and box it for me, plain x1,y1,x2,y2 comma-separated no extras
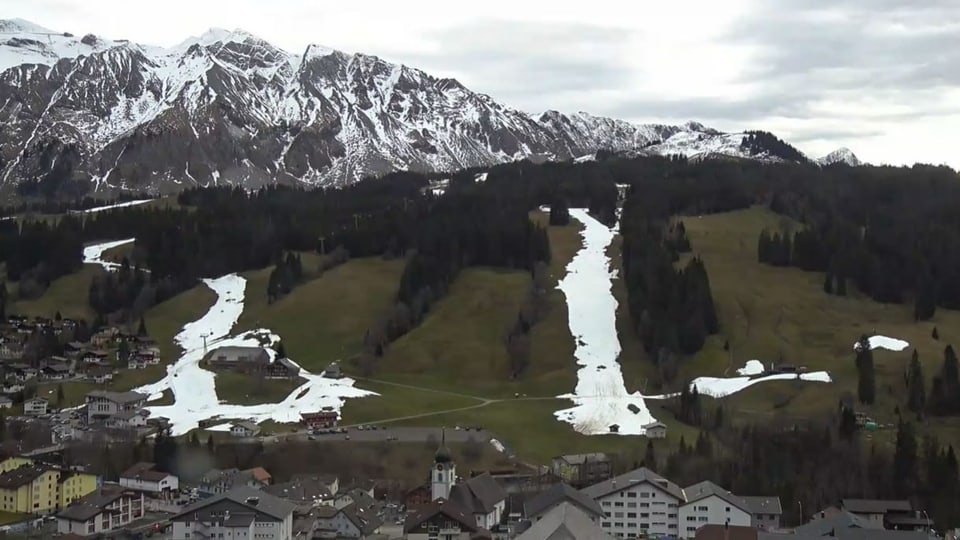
0,457,99,515
581,468,780,539
582,467,684,538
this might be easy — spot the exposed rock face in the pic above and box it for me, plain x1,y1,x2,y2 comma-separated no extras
0,20,815,197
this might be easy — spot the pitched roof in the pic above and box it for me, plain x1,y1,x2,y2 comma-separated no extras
683,480,751,513
516,502,614,540
404,499,482,534
581,467,684,501
58,487,135,522
694,524,759,540
264,477,332,503
245,467,271,483
173,486,295,521
841,498,913,514
794,510,880,536
341,501,384,535
524,483,603,519
120,462,171,482
0,464,51,488
554,453,609,465
741,496,783,516
449,473,507,514
233,420,261,432
832,530,929,540
86,390,147,404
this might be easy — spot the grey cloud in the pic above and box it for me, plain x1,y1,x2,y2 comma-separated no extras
400,18,631,101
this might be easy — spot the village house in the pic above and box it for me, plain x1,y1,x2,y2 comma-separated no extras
80,349,110,364
41,361,72,380
105,409,151,429
89,367,115,384
208,346,271,374
0,396,12,409
314,501,384,538
551,453,613,488
85,390,148,424
679,481,753,538
301,410,339,431
516,502,613,540
231,420,262,438
742,495,783,530
170,486,295,540
198,467,272,495
266,356,301,378
524,482,604,523
64,341,88,358
7,362,37,382
264,474,339,506
119,462,179,497
90,327,119,347
57,487,145,537
404,499,491,540
322,362,344,379
24,396,49,416
643,421,668,439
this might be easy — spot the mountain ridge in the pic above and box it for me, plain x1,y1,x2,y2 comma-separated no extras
0,19,855,198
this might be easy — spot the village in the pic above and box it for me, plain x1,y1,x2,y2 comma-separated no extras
0,428,947,540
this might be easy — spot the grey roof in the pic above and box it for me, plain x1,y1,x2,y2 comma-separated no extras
742,496,783,516
86,390,147,404
263,476,333,503
58,488,133,521
449,473,508,514
404,499,480,534
833,530,929,540
233,421,261,432
211,346,269,361
276,357,300,370
581,467,684,501
554,453,609,465
794,510,881,536
516,502,614,540
341,501,384,535
223,513,257,527
525,483,603,520
174,486,295,521
842,498,913,514
683,480,751,512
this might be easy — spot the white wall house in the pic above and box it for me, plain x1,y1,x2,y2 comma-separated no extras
119,463,179,495
582,468,684,539
23,397,49,416
170,487,294,540
57,489,144,537
678,481,753,539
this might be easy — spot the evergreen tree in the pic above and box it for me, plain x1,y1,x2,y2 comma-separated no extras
56,383,65,407
188,431,200,448
823,272,834,295
0,409,5,440
137,315,148,337
714,406,724,430
857,340,876,405
274,340,287,359
907,350,926,415
839,405,857,440
54,310,62,321
643,440,657,468
932,327,939,340
206,435,215,455
914,272,937,321
893,421,918,497
117,339,131,366
549,198,571,226
0,280,6,319
836,273,847,296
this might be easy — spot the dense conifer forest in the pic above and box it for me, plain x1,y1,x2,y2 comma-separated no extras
3,154,960,529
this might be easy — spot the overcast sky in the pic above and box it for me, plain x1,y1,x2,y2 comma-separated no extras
5,0,959,167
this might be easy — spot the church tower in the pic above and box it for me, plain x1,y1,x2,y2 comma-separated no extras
431,428,456,501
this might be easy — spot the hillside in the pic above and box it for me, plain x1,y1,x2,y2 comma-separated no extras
0,18,821,199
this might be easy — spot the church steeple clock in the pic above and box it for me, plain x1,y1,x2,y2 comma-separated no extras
431,428,456,500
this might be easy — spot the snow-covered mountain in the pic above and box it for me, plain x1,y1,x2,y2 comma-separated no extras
0,19,820,197
816,147,861,167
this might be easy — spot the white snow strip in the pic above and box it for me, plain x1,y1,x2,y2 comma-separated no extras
490,439,505,453
691,361,832,398
82,238,135,270
474,172,488,183
134,273,375,435
204,423,234,432
854,335,910,352
80,199,154,214
737,360,765,376
554,209,657,435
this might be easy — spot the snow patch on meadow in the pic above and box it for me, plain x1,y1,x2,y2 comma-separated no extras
855,335,909,352
82,238,135,270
